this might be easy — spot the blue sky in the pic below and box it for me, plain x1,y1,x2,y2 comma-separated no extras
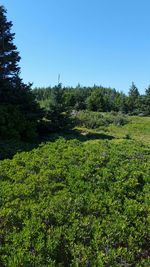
2,0,150,93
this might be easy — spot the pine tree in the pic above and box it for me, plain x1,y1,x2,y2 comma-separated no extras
46,83,69,130
0,5,20,80
143,85,150,115
127,82,140,114
128,82,139,99
0,5,42,140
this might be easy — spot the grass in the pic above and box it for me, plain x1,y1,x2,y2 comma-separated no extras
108,116,150,144
75,116,150,145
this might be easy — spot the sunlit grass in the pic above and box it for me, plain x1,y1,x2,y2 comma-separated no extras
75,116,150,145
108,116,150,144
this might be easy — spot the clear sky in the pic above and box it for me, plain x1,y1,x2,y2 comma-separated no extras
1,0,150,93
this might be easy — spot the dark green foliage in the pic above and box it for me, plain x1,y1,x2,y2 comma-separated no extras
0,103,39,141
45,84,69,130
86,89,105,111
127,83,140,114
34,84,150,116
141,86,150,115
0,139,150,266
35,84,74,133
0,5,20,79
0,6,42,140
0,139,37,160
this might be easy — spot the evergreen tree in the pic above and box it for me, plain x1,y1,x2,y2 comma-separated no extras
45,83,70,130
143,85,150,115
128,82,139,98
127,82,140,114
0,5,42,140
86,89,104,111
145,85,150,99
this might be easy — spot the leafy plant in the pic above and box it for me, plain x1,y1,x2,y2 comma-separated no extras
0,139,149,266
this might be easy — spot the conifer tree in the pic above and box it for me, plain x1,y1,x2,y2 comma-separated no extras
0,5,42,140
45,83,69,130
127,82,140,114
143,85,150,115
0,6,20,80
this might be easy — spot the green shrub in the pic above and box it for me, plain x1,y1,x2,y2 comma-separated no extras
0,139,149,266
75,110,128,129
0,105,37,141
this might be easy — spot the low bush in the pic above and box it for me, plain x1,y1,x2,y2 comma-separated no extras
75,110,128,129
0,139,149,266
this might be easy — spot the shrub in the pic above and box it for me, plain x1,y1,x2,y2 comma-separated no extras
74,110,128,129
0,139,149,266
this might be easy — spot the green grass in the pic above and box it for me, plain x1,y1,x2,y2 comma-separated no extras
108,116,150,144
75,116,150,145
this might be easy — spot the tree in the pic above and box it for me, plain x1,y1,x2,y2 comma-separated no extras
86,89,104,111
128,82,139,98
0,6,20,80
0,5,42,140
45,83,70,130
127,82,140,114
142,85,150,115
116,92,128,113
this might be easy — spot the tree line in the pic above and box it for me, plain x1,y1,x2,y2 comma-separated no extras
33,82,150,116
0,5,150,142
